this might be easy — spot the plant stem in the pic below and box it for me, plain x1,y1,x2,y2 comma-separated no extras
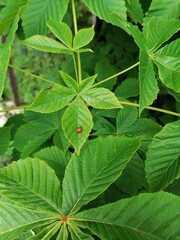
120,101,180,117
1,101,179,117
0,105,26,113
72,0,82,84
72,53,78,81
92,61,140,88
9,64,60,86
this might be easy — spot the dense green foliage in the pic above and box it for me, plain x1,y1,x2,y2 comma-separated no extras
0,0,180,239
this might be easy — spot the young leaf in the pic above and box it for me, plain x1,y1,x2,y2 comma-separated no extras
0,158,62,213
79,75,97,91
139,49,159,114
129,24,145,50
152,39,180,92
22,35,72,54
144,18,180,52
56,224,69,240
47,19,73,47
74,192,180,240
145,120,180,191
83,0,128,33
22,0,69,37
62,97,93,154
81,88,122,109
0,126,12,155
60,71,79,91
73,26,95,49
0,201,56,240
27,85,76,113
62,136,141,215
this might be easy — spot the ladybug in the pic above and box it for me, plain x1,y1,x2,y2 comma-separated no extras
76,126,83,134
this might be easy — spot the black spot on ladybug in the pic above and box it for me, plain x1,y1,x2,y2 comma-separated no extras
76,126,83,134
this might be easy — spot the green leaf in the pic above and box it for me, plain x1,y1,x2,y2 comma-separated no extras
145,18,180,52
0,0,27,35
62,136,141,214
27,85,76,113
114,77,139,99
22,35,72,54
115,153,146,195
69,223,94,240
129,24,145,50
34,146,70,180
0,201,56,240
62,97,93,154
116,106,138,134
139,49,159,114
0,158,62,213
95,58,117,90
125,0,144,24
143,0,180,26
14,111,62,157
83,0,128,33
73,26,95,49
53,128,70,152
47,19,73,47
152,39,180,92
79,75,97,91
22,0,69,37
27,221,61,240
56,224,69,240
145,120,180,191
74,192,180,240
81,88,122,109
60,71,79,91
0,13,19,97
0,126,12,155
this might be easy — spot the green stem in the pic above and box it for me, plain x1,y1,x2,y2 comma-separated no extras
9,64,59,86
72,53,78,81
120,101,180,117
92,61,140,88
0,105,26,113
1,101,179,117
72,0,82,84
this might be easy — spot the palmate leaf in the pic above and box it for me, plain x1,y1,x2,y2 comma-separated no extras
74,192,180,240
79,75,97,91
22,35,72,54
60,71,79,91
81,87,122,109
0,0,27,35
144,18,180,53
145,120,180,191
0,158,62,213
47,19,73,48
22,0,69,37
0,201,56,240
139,49,159,114
27,85,76,113
83,0,128,33
152,39,180,92
62,97,93,154
62,136,141,215
143,0,180,26
73,26,95,49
